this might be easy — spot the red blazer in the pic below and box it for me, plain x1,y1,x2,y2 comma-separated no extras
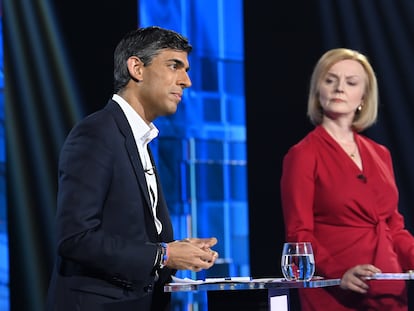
46,100,174,311
281,125,414,310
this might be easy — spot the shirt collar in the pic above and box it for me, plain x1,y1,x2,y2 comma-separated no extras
112,94,159,146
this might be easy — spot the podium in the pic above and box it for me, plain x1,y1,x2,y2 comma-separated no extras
164,277,341,311
166,273,414,310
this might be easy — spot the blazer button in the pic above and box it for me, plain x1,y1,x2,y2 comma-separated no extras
144,284,153,293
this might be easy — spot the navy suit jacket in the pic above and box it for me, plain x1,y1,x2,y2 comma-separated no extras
46,99,175,311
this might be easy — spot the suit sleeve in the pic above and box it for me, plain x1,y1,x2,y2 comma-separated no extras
55,115,158,282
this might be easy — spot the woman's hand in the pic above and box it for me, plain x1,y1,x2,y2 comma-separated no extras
340,264,381,294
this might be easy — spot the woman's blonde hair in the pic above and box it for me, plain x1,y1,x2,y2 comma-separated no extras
307,48,378,132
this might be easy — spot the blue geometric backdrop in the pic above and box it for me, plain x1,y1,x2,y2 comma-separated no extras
139,1,248,309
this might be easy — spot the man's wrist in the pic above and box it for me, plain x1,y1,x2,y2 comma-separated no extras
156,242,169,269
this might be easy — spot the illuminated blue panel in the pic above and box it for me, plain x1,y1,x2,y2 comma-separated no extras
139,1,247,310
0,15,9,311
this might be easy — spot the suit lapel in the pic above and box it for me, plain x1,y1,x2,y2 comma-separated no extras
105,100,153,210
105,99,173,241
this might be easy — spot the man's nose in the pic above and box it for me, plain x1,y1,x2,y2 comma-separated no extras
179,71,192,88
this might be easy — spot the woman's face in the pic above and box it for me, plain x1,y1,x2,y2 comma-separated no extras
318,59,367,119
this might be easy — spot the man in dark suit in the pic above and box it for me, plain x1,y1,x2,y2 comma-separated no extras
46,26,219,311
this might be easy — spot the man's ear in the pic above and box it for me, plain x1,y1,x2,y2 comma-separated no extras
127,56,144,81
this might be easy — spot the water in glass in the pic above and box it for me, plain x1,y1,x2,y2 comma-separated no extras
281,242,315,281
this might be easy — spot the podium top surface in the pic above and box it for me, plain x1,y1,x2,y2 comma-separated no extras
164,277,342,292
164,272,414,292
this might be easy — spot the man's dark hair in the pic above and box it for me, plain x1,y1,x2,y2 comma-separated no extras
113,26,192,92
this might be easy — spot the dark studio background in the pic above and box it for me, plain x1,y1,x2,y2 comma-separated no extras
246,0,414,277
245,1,414,308
4,0,414,310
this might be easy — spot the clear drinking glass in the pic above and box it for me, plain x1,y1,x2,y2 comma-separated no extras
281,242,315,281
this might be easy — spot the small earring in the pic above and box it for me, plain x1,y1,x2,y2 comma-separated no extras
357,105,362,111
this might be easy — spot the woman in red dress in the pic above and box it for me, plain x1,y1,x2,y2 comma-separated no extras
281,48,414,310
